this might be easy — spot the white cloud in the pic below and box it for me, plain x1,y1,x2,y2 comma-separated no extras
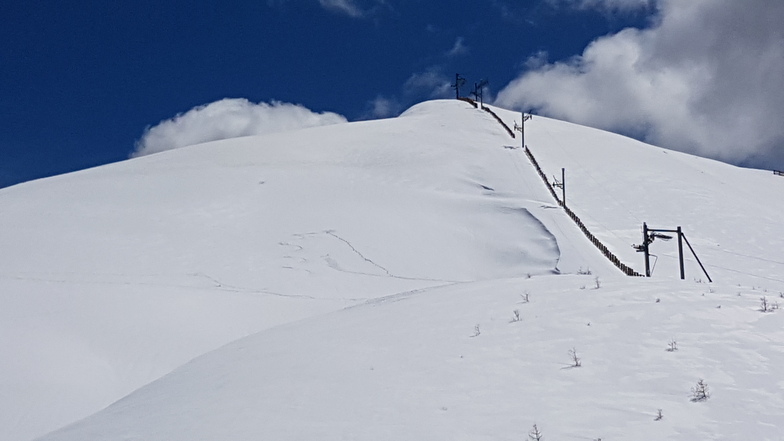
267,0,388,18
317,0,387,18
446,37,468,57
318,0,363,17
403,69,453,100
362,68,454,120
496,0,784,169
367,96,402,119
361,69,452,119
547,0,654,13
132,98,347,157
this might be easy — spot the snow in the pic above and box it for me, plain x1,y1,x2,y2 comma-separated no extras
491,107,784,286
35,277,784,441
1,99,782,440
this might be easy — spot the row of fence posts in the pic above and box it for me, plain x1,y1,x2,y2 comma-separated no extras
457,97,478,108
460,97,517,139
459,97,643,277
523,145,643,277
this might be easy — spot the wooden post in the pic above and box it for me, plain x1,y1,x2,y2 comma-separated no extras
561,168,566,208
677,226,685,280
515,112,530,148
643,222,651,277
453,73,465,99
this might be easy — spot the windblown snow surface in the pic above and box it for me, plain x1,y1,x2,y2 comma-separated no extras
1,100,783,441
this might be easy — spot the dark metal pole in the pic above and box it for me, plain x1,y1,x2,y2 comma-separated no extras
562,168,566,207
521,112,525,148
454,73,462,99
682,234,713,283
475,79,488,108
677,226,685,280
643,222,651,277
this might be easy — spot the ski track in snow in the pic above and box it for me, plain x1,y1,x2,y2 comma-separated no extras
325,230,394,277
323,230,466,284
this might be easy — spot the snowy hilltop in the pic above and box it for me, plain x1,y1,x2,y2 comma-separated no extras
1,100,782,441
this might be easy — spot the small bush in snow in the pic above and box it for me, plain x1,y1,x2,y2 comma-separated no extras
578,267,592,275
520,292,530,303
568,347,582,367
760,296,777,313
691,379,710,402
593,277,601,289
511,309,522,322
470,324,481,337
666,339,678,352
654,409,664,421
528,423,543,441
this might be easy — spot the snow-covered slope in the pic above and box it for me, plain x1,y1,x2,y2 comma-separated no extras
38,276,784,441
2,100,783,441
492,106,784,286
2,100,574,441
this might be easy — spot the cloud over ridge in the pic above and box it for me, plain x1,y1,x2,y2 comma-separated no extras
497,0,784,170
132,99,347,157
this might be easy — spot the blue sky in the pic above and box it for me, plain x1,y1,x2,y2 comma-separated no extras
2,0,783,188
